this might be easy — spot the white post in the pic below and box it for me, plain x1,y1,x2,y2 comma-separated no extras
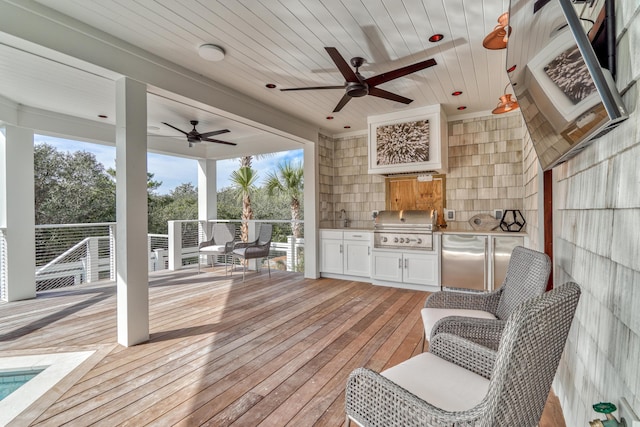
86,237,100,282
109,224,116,281
115,77,149,347
167,220,182,271
0,125,36,301
287,236,294,271
303,144,319,279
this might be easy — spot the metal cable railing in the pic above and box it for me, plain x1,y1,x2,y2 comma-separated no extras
35,223,116,291
0,228,7,301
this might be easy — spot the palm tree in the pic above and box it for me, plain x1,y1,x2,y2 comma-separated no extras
264,160,304,238
230,166,258,242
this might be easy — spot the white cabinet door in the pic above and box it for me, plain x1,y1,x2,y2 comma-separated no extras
404,252,439,286
344,240,371,277
372,251,403,282
320,238,343,274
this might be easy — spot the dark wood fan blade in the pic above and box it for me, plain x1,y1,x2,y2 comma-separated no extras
368,87,413,104
365,58,437,87
325,47,359,82
198,129,230,138
162,122,189,136
333,94,353,112
201,137,237,146
280,86,345,91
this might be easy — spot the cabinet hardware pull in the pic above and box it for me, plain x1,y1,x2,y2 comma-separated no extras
404,259,408,269
368,247,370,255
398,258,402,269
340,244,343,254
352,234,362,237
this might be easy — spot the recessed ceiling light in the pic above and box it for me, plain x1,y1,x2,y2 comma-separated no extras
98,114,108,119
326,116,334,120
457,106,467,110
451,91,463,96
344,125,351,129
507,65,517,72
429,34,444,43
198,44,225,61
265,83,277,89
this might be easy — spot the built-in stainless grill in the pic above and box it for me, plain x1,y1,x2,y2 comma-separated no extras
374,210,436,251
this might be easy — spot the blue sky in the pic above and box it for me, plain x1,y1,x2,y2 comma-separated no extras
34,135,303,194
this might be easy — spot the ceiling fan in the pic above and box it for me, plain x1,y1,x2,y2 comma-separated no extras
281,47,437,112
161,120,236,147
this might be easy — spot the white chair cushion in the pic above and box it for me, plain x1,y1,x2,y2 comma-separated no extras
421,308,497,340
199,245,227,254
381,352,489,412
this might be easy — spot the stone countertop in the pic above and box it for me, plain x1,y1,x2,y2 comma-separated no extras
435,227,527,235
320,227,374,232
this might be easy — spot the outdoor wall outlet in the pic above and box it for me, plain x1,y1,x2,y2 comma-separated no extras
495,209,503,220
445,209,456,221
372,210,379,219
619,397,640,427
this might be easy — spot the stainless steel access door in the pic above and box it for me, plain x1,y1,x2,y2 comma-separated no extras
441,234,488,291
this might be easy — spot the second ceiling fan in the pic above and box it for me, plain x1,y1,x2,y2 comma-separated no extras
281,47,437,112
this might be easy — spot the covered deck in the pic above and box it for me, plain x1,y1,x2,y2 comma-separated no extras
0,268,564,426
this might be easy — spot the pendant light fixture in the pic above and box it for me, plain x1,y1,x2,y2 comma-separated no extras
492,83,520,114
483,12,511,50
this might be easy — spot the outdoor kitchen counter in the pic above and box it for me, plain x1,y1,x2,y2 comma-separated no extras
436,228,528,236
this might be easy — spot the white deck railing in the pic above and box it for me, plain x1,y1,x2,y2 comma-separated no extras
0,219,305,297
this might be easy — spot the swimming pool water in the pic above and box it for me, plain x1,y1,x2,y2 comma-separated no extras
0,369,45,400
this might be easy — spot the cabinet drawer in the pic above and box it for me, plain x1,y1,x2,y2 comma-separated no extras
343,231,371,241
320,230,343,239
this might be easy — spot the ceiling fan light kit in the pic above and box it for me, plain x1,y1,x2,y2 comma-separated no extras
483,12,511,50
280,47,436,113
198,44,225,61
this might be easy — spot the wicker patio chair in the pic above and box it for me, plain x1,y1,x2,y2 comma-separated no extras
230,223,272,281
421,246,551,349
345,282,581,427
198,223,236,274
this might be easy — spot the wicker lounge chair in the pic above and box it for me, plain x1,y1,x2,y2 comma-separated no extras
345,282,581,427
421,245,551,349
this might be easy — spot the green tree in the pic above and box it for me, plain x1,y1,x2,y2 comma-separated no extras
264,160,304,238
34,144,116,224
229,166,258,241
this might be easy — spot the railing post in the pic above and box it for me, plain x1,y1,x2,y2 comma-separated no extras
287,235,295,272
168,220,182,271
86,237,100,282
109,224,116,281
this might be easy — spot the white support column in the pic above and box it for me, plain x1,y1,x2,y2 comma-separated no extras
86,237,100,283
198,159,217,222
303,143,319,279
167,220,182,271
0,125,36,301
115,77,149,347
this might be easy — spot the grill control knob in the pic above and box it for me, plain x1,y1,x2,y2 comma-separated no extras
417,238,422,244
382,237,387,242
393,237,399,243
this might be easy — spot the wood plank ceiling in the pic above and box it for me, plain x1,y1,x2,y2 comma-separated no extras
22,0,510,135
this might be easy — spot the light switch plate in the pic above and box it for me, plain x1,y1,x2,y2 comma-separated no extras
495,209,503,220
445,209,456,221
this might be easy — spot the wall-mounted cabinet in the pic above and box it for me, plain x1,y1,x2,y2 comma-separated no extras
320,230,372,280
368,104,448,175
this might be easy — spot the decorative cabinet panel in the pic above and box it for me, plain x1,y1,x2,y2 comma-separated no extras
368,104,448,175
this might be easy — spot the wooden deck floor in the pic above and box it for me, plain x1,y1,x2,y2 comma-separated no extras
0,268,566,426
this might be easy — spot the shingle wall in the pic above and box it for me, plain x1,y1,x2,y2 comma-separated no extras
551,3,640,425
